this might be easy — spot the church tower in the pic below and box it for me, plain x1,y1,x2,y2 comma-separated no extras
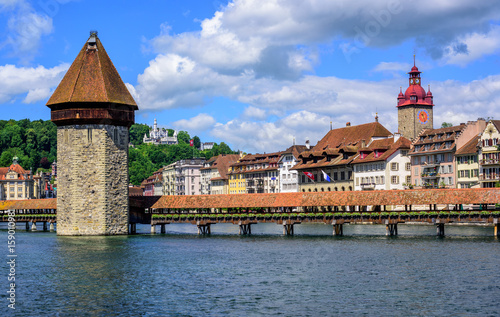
397,58,434,140
46,32,138,235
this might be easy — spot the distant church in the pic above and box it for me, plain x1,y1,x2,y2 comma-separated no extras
397,59,434,140
143,118,178,145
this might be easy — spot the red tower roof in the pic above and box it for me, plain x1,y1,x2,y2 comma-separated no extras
397,63,434,108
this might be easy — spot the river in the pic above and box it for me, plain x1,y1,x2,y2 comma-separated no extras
1,223,499,316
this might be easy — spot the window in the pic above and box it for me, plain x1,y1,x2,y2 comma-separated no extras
333,172,338,181
406,163,411,171
391,176,399,184
448,177,453,185
340,171,345,180
401,150,408,156
355,178,359,186
414,167,419,175
406,176,411,184
391,163,399,171
448,165,453,173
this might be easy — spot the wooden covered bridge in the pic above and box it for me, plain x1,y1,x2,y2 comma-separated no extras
1,188,500,236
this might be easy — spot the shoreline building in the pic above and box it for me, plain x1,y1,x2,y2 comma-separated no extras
293,121,393,192
409,120,486,189
200,154,240,195
143,118,178,145
352,134,412,191
397,61,434,141
46,32,138,235
0,157,37,200
229,152,282,194
161,158,206,195
479,120,500,188
278,145,307,193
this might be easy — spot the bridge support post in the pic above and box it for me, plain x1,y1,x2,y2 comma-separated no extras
386,222,398,236
436,223,445,237
333,224,343,236
151,224,156,234
31,222,37,231
494,219,498,237
197,224,211,235
25,222,29,231
160,224,166,234
49,222,54,232
129,223,136,234
283,221,294,236
239,222,251,235
43,222,47,232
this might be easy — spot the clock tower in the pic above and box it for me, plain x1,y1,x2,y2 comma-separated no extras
397,59,434,140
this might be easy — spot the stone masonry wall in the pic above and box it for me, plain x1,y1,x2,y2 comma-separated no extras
398,105,433,141
57,124,129,235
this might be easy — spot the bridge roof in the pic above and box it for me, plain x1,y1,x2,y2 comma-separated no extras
0,198,56,210
150,188,500,209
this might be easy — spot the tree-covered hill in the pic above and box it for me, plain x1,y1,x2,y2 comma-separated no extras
0,120,238,185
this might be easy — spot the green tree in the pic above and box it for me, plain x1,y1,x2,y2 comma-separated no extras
129,123,150,146
177,131,191,144
193,136,201,149
441,122,453,128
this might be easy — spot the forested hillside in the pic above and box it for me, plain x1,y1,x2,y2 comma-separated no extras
0,119,238,185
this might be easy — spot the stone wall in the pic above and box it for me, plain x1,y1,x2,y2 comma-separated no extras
398,105,433,140
57,124,129,235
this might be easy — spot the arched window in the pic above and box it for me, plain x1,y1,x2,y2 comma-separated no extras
342,186,345,191
327,187,331,191
321,188,324,192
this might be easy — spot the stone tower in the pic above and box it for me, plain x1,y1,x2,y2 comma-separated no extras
46,32,138,235
397,59,434,140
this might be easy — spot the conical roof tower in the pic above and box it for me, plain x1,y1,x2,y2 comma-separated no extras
47,31,138,126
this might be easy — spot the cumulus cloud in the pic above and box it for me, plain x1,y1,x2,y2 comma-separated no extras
173,113,217,133
1,0,53,62
442,25,500,66
0,63,69,104
242,106,267,120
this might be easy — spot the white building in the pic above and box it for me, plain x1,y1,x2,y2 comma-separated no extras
143,118,178,145
174,158,206,195
352,134,412,191
278,145,307,193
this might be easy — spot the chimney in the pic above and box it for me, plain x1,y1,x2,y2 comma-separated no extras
305,139,310,150
394,132,401,143
346,122,351,127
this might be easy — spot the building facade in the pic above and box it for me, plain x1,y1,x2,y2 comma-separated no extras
293,121,393,192
162,163,176,195
229,152,282,194
162,158,206,195
0,157,37,200
278,145,307,193
143,118,178,145
200,154,240,195
455,136,480,188
352,135,412,191
479,120,500,188
397,61,434,141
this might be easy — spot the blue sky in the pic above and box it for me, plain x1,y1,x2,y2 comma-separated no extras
1,0,500,153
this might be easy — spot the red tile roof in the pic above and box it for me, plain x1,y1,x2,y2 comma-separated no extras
455,136,479,155
410,124,466,155
47,34,137,109
148,188,500,209
352,136,411,164
0,163,30,180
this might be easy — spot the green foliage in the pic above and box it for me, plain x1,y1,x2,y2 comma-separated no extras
0,119,57,170
129,123,150,146
441,122,453,128
193,136,201,149
177,131,191,144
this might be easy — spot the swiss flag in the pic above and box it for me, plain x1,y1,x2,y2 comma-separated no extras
189,139,194,147
303,172,315,181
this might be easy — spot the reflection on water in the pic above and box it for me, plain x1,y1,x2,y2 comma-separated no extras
0,224,498,316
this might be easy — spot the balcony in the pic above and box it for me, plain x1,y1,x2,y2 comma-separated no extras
422,161,440,168
481,159,500,166
421,172,439,179
360,182,375,190
479,174,500,181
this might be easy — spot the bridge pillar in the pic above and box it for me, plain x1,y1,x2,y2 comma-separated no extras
31,222,37,231
386,222,398,236
239,222,252,235
129,223,136,234
151,224,156,234
333,224,343,236
160,224,166,234
436,223,445,237
43,222,48,231
494,219,498,237
25,222,29,231
197,224,211,235
49,222,55,232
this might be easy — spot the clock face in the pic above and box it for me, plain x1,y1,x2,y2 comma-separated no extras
410,79,414,84
418,109,429,124
415,78,420,84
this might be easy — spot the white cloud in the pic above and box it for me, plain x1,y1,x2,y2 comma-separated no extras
173,113,216,133
1,0,53,62
373,62,410,74
442,25,500,66
0,63,69,104
242,106,267,120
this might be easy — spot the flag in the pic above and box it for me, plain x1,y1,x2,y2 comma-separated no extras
303,172,315,181
321,170,331,182
189,139,194,147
